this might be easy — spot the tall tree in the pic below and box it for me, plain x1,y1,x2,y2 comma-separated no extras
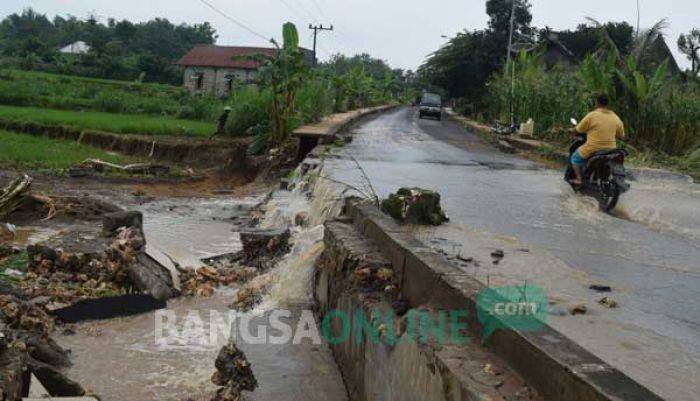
0,9,57,56
419,30,501,100
678,29,700,75
486,0,533,50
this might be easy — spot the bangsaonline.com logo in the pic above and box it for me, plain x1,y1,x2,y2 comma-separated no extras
154,284,548,347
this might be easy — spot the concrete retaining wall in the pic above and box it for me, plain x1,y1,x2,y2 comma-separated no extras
294,105,399,161
315,220,539,401
331,199,663,401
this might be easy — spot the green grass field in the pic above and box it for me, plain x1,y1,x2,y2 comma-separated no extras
0,130,137,170
0,105,215,137
0,69,223,121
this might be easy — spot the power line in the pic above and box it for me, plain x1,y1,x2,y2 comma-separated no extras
308,0,329,21
279,0,308,22
291,0,319,22
197,0,271,43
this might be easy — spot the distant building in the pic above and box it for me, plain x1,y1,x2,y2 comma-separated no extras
176,44,313,96
638,34,681,75
510,33,578,70
539,33,578,69
526,31,681,75
58,41,90,55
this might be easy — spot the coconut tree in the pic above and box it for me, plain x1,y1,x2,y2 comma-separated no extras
678,29,700,76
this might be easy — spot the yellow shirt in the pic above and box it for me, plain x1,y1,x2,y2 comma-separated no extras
575,108,625,158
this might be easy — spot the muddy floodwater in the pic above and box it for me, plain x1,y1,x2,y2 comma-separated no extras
57,191,348,401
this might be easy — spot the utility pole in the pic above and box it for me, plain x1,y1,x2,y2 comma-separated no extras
505,0,517,69
506,0,517,127
636,0,641,37
308,24,333,66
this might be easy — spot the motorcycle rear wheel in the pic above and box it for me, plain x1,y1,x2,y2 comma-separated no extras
597,181,620,212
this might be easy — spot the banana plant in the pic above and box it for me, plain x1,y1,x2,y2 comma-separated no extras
616,56,669,105
243,22,308,153
615,55,670,141
344,65,373,109
579,47,618,98
331,74,348,112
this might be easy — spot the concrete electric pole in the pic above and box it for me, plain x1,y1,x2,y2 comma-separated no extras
308,24,333,65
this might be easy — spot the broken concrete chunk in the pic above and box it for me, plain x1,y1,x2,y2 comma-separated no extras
102,211,143,235
126,253,180,301
25,334,71,368
30,360,86,397
54,294,166,323
380,187,449,226
239,227,290,264
0,346,26,400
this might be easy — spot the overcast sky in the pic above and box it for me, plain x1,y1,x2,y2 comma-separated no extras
1,0,697,70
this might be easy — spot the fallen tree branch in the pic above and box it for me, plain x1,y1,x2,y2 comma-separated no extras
80,159,170,175
28,192,57,221
0,174,32,219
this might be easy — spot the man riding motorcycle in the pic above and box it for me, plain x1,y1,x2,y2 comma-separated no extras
570,94,625,186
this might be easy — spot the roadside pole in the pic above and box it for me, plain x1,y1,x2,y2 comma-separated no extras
309,24,334,66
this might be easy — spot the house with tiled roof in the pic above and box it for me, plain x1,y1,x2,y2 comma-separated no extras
176,44,313,96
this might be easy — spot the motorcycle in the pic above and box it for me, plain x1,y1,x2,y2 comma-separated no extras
564,118,630,212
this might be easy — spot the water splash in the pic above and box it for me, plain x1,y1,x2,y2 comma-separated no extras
559,176,700,241
259,169,346,309
558,182,607,225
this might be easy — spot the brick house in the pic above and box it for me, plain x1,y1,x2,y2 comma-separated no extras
176,44,314,96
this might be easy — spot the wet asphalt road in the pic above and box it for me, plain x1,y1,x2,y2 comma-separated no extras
326,106,700,400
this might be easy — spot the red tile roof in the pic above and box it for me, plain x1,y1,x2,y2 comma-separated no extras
176,45,277,69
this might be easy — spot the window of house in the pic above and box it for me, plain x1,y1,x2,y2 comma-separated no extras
192,72,204,90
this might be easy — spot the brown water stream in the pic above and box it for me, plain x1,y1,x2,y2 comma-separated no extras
56,178,349,401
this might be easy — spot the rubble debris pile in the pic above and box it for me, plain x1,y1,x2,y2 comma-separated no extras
24,227,138,304
182,228,289,301
179,265,256,297
210,344,258,401
22,211,178,305
0,292,86,400
380,187,449,226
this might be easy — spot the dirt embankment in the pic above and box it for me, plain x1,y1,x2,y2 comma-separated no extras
0,118,253,170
